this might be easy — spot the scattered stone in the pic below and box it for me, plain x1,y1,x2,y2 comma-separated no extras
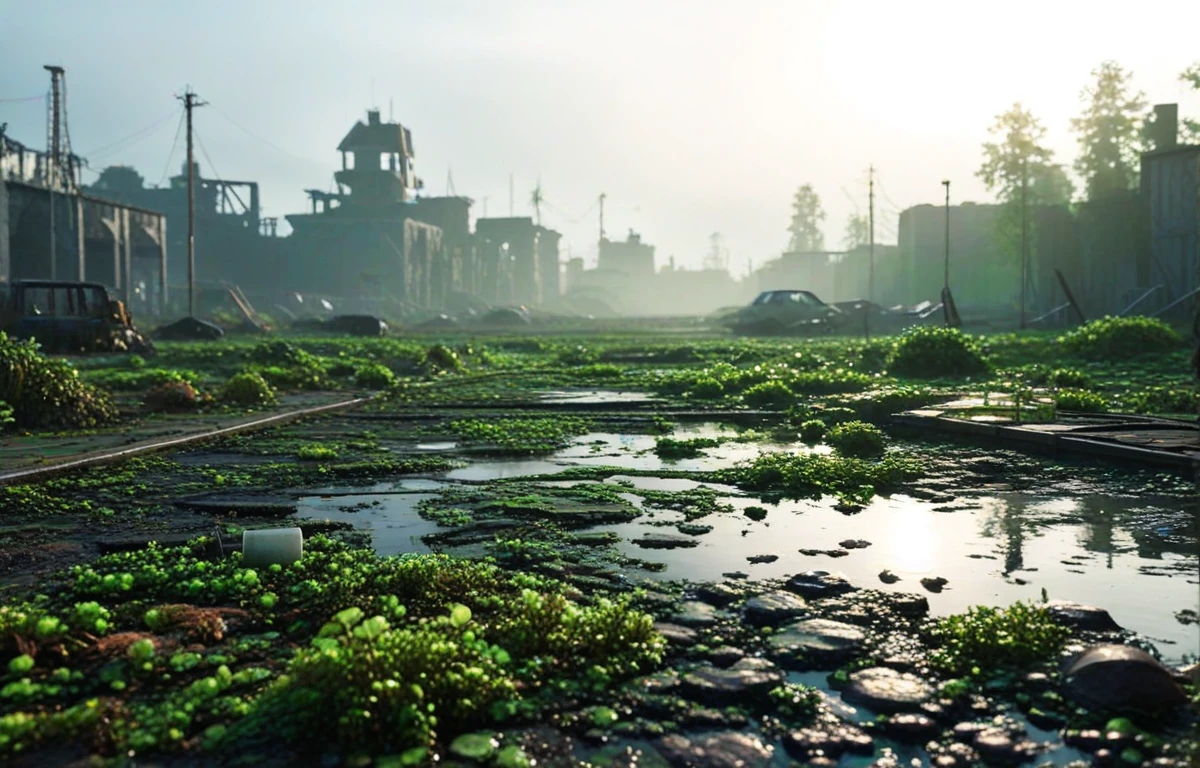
450,732,498,762
878,569,900,584
1062,644,1187,714
676,523,713,536
634,534,699,550
682,657,785,703
747,554,778,564
653,622,699,647
841,668,934,713
783,725,875,759
952,722,990,742
785,570,856,599
743,590,808,626
706,646,745,668
920,576,949,593
695,582,741,607
656,731,774,767
768,618,867,666
1063,730,1103,751
889,593,930,617
884,713,938,742
722,571,749,580
673,601,720,627
799,548,850,558
629,670,682,694
1180,662,1200,686
1046,600,1122,632
839,539,871,549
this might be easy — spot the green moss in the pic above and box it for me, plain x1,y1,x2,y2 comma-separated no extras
0,333,118,429
653,436,720,459
886,326,990,378
220,372,277,406
826,420,887,458
1057,316,1182,360
927,602,1070,675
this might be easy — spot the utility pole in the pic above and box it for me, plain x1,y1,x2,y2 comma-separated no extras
942,180,950,290
44,65,65,280
598,193,606,243
508,173,514,217
1020,157,1028,329
179,86,205,318
868,165,875,303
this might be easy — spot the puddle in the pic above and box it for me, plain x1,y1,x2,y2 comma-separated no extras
604,475,740,494
445,459,570,481
295,493,440,556
592,493,1200,663
538,390,654,404
415,441,458,451
302,478,448,495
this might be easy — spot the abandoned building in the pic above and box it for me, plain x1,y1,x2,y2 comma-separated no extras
1,129,168,318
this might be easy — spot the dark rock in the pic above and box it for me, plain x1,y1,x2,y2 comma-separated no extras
842,668,935,713
681,657,784,702
799,548,849,558
952,722,990,742
154,317,225,341
768,618,866,666
747,554,778,564
878,569,900,584
920,577,948,593
656,731,773,767
785,570,856,599
634,534,699,550
971,729,1020,762
885,713,939,742
1062,644,1187,715
327,314,389,337
706,646,745,668
673,601,720,627
653,622,699,647
628,670,682,694
722,571,749,580
783,724,874,759
1046,600,1121,632
695,582,741,607
890,593,930,617
743,590,808,626
840,539,872,549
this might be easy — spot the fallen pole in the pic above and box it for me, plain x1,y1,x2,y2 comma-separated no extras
0,396,369,486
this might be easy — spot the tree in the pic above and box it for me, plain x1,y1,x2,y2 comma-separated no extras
1070,61,1147,200
1181,62,1200,143
842,213,869,249
787,184,826,252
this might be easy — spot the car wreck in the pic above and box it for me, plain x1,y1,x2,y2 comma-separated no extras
715,289,939,336
0,279,155,354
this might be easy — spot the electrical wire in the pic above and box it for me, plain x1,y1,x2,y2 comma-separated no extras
0,94,43,103
194,129,222,182
82,109,179,161
207,101,326,169
156,110,186,187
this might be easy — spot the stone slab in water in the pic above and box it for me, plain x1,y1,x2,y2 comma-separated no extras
783,724,874,759
785,570,857,599
695,582,742,607
1062,644,1187,714
681,657,785,702
1045,600,1121,632
768,618,866,666
656,731,775,768
673,600,720,627
841,667,935,713
653,622,699,647
742,590,808,626
633,533,699,550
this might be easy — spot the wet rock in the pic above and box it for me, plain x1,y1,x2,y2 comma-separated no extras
629,670,681,694
747,554,778,564
952,722,990,742
681,657,784,702
1062,644,1187,715
653,622,699,647
1180,662,1200,686
634,534,700,550
839,539,871,549
1063,730,1103,751
695,582,741,607
673,601,720,627
785,570,856,599
706,646,745,668
920,576,949,593
972,728,1038,763
841,667,934,713
743,590,808,626
878,569,900,584
783,724,874,759
656,731,773,767
768,618,866,666
799,548,849,558
884,713,939,742
722,571,749,580
1046,600,1121,632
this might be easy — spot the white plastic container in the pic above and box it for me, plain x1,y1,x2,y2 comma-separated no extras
242,527,304,567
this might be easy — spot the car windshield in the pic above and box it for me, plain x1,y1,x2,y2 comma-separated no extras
753,291,820,307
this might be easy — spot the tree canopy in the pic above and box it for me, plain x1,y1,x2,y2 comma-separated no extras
787,184,826,252
1070,61,1147,200
842,213,869,250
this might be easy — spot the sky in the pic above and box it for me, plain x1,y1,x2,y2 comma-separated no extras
3,0,1199,276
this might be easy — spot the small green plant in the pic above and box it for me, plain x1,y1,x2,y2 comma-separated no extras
886,326,989,378
1047,368,1091,389
1122,386,1200,415
1057,316,1182,361
826,420,886,458
0,334,118,429
717,451,919,502
143,380,202,412
1054,389,1109,413
354,363,396,389
297,444,339,461
220,372,277,407
423,344,462,373
653,437,719,459
742,380,796,409
798,419,827,444
928,602,1070,675
767,682,821,722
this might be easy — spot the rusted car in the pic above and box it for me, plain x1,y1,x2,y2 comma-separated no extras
0,279,154,354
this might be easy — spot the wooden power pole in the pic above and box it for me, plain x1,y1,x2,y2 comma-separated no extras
179,87,204,318
868,165,875,304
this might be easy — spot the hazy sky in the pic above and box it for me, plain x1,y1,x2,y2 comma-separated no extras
3,1,1199,275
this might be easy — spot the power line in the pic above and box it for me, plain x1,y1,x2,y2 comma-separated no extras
157,109,186,187
0,94,43,103
83,109,179,160
206,100,326,169
194,129,222,183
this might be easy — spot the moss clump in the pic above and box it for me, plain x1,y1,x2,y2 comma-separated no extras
354,362,396,389
297,444,338,461
886,326,989,378
742,380,796,409
220,372,276,407
1057,316,1182,361
826,420,886,458
143,380,202,412
449,417,590,454
0,333,118,430
798,419,827,443
927,602,1070,675
1054,388,1108,413
717,451,919,503
423,344,462,373
653,437,719,459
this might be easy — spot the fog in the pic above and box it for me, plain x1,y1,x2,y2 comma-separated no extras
2,0,1199,274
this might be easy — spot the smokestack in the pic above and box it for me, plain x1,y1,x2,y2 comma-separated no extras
1148,104,1178,151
